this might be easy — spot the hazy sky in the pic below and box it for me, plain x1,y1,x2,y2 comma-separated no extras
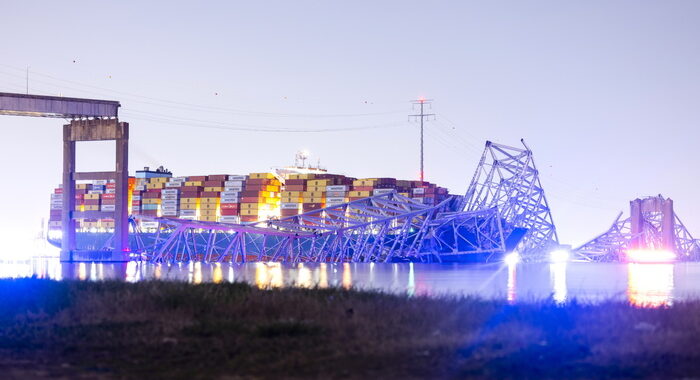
1,1,699,255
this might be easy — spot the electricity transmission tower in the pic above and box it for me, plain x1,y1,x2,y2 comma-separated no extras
409,98,435,182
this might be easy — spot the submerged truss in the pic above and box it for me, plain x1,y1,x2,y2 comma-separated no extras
137,192,451,263
575,209,700,262
456,139,559,260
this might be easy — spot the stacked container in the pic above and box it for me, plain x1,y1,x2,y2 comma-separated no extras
240,173,280,222
219,175,246,224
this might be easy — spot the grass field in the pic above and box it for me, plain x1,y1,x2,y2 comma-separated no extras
0,278,698,379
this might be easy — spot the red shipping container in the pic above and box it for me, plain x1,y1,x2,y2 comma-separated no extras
102,199,116,205
285,179,305,186
220,209,239,216
284,185,305,191
106,183,116,189
220,203,239,210
353,186,374,192
132,201,141,206
102,193,116,200
204,180,223,187
142,192,160,199
246,178,272,186
85,199,100,205
241,197,264,203
180,191,201,198
54,188,63,194
241,190,261,197
201,191,220,198
240,215,258,222
207,175,229,181
75,194,85,200
188,176,207,182
180,186,203,192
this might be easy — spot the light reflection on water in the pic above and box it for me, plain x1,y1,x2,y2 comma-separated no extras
1,260,700,307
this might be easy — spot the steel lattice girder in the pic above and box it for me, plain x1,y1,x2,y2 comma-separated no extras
575,211,700,262
460,139,559,259
135,192,451,263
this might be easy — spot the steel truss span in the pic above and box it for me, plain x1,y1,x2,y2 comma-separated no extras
129,139,559,263
136,192,451,263
456,139,559,261
575,199,700,262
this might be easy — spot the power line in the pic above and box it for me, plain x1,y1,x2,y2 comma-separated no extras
0,63,405,118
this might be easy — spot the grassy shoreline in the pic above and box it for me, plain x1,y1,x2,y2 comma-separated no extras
0,279,699,379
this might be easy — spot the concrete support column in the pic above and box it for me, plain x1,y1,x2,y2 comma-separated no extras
61,124,77,261
662,198,675,251
114,123,129,259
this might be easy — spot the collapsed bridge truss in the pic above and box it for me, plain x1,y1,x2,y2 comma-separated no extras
128,140,559,263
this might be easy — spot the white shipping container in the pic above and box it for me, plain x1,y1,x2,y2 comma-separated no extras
326,185,348,192
179,209,196,217
92,180,107,186
48,221,62,228
161,204,178,211
105,189,115,194
162,189,179,195
165,182,182,188
88,190,104,194
172,177,187,182
140,221,159,229
326,191,346,198
132,195,141,201
281,203,300,209
326,197,347,204
412,188,426,195
50,194,62,200
161,194,179,201
162,210,178,216
135,185,146,191
220,191,240,197
50,204,63,210
228,175,247,181
219,216,240,223
224,186,244,192
220,198,239,204
101,205,116,212
161,200,178,206
373,189,394,196
179,216,196,220
224,180,246,187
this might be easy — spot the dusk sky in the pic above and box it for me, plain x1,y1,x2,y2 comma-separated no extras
1,1,699,255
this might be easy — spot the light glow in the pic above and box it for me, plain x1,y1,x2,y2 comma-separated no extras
549,249,570,263
625,249,676,263
504,251,520,265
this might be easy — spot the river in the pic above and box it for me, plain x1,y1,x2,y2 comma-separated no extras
2,259,700,307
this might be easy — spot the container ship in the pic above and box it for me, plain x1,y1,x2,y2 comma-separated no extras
47,162,450,249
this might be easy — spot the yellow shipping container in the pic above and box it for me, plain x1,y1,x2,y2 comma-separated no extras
180,198,198,204
185,181,203,187
200,215,217,222
240,203,261,209
302,191,325,198
85,205,99,211
240,209,258,216
142,198,161,204
306,186,325,192
180,203,197,210
204,187,224,192
76,184,88,190
265,198,280,205
353,179,377,187
200,203,218,210
85,193,100,200
282,191,303,197
200,198,219,204
146,183,164,190
200,209,217,216
249,172,275,179
288,174,301,180
281,197,301,203
303,197,325,203
349,191,371,197
307,179,330,186
399,192,410,197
